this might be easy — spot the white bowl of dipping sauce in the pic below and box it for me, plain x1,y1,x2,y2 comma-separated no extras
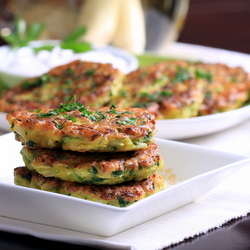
0,40,138,88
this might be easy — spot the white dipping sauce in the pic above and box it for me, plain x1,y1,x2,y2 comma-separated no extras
0,43,138,79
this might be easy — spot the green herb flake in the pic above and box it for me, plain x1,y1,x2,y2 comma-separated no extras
62,114,77,122
35,95,86,120
140,90,172,102
107,105,117,114
66,68,74,76
205,91,212,99
21,173,32,181
88,166,98,175
173,67,192,83
65,79,73,85
120,91,127,97
139,71,148,80
140,133,152,143
33,109,42,113
89,111,107,122
37,110,58,118
21,74,50,89
84,69,95,77
26,140,36,147
107,105,133,115
117,195,131,207
129,169,136,176
112,146,119,152
112,170,124,177
161,90,173,97
92,176,107,182
54,119,66,130
116,117,137,125
195,70,213,82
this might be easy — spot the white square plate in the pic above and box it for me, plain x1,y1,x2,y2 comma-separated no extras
0,133,249,236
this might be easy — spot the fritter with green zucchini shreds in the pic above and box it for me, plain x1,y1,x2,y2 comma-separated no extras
14,166,166,207
196,63,250,115
7,96,156,152
111,60,208,119
21,143,163,185
0,60,124,112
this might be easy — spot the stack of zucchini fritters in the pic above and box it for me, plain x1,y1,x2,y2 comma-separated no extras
1,59,250,119
7,97,166,207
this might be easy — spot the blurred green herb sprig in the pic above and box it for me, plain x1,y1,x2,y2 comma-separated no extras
0,18,92,53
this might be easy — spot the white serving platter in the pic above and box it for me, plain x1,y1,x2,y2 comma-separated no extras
0,133,249,236
156,104,250,139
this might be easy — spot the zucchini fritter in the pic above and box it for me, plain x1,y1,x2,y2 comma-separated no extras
21,143,163,185
0,60,124,112
196,63,250,115
111,60,208,119
14,166,166,207
7,102,156,152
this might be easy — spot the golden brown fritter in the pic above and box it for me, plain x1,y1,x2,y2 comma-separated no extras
7,101,156,152
196,63,250,115
0,60,124,112
21,143,163,185
111,60,208,119
14,166,166,207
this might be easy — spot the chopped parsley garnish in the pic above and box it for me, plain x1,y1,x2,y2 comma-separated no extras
84,69,95,77
59,95,84,111
65,79,73,85
89,111,107,122
66,68,74,76
21,74,50,89
153,75,169,85
139,71,148,80
140,90,172,101
107,105,132,115
195,70,213,82
35,95,108,127
120,90,127,97
62,114,77,122
173,67,192,83
35,96,141,128
37,110,58,118
36,95,85,120
116,117,137,125
53,119,66,130
205,91,212,99
108,104,118,114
